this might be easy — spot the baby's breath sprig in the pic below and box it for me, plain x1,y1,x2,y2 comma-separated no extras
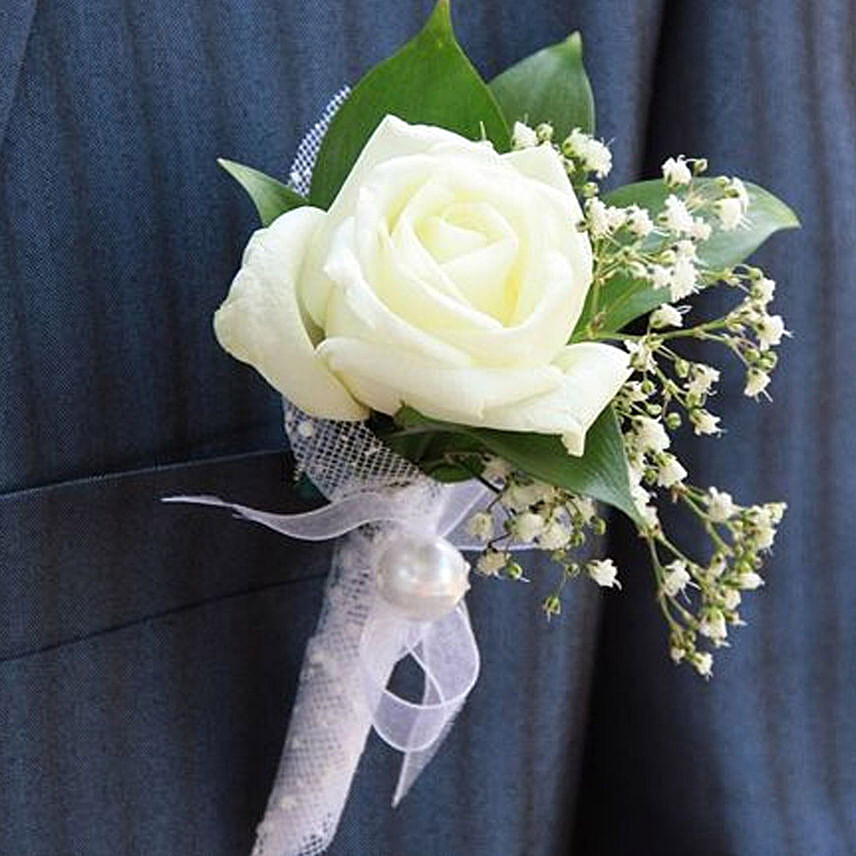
495,123,789,676
463,458,620,617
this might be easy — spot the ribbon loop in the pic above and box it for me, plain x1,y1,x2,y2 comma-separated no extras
360,602,480,755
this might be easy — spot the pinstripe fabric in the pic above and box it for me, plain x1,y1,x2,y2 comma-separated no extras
1,2,852,855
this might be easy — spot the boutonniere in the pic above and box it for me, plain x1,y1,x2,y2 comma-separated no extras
167,3,797,853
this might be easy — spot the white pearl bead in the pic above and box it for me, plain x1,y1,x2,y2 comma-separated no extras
375,532,470,622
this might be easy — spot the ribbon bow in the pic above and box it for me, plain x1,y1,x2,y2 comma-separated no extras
165,472,486,856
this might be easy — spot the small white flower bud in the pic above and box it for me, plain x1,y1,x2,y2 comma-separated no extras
650,303,684,329
538,520,572,550
744,368,771,397
663,195,695,234
706,487,737,522
662,560,691,596
756,314,786,350
690,409,722,436
661,155,693,186
737,571,765,590
699,608,728,642
657,453,688,488
466,511,494,542
692,651,714,677
715,197,744,230
510,511,545,543
511,121,538,149
587,559,621,588
626,205,654,237
476,549,507,576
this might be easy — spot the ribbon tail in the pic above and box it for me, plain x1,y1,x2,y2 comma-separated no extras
391,679,466,808
162,493,420,540
360,602,481,809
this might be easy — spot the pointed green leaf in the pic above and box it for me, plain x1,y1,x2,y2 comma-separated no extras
218,158,308,227
309,0,510,209
390,406,640,523
575,179,799,335
489,32,595,139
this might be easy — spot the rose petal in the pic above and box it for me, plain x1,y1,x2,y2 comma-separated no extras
479,343,631,453
318,336,563,421
214,207,367,420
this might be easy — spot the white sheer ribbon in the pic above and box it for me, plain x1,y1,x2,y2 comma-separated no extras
165,403,488,856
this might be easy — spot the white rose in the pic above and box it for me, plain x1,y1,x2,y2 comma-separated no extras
214,116,629,453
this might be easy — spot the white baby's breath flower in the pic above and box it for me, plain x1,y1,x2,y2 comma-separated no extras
571,496,597,523
621,380,650,404
687,364,720,397
731,177,750,210
675,239,697,260
625,339,658,372
662,156,693,186
722,588,742,611
699,609,728,642
766,501,787,524
662,560,691,596
585,198,611,238
690,217,713,241
748,507,778,550
756,314,786,350
565,129,612,177
477,549,507,576
582,138,613,178
650,303,684,329
715,197,743,230
511,121,538,149
634,416,671,453
467,511,494,542
707,554,727,578
752,276,776,304
705,487,737,522
736,571,765,590
510,511,545,543
690,409,721,436
626,205,654,238
663,195,695,235
587,558,621,588
630,480,660,531
538,520,572,550
693,651,714,677
656,453,687,488
670,256,698,300
649,264,672,291
744,368,771,397
502,482,551,512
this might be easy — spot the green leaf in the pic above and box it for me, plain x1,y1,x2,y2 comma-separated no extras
218,158,308,227
489,32,595,139
309,0,510,209
391,406,640,523
575,179,799,335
